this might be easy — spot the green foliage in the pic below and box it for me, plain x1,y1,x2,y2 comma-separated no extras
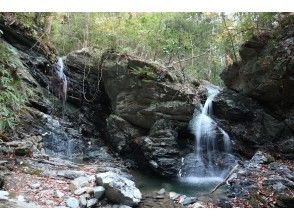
0,42,27,133
132,66,157,80
8,12,280,86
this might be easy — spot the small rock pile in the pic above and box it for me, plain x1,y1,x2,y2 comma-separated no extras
65,171,142,208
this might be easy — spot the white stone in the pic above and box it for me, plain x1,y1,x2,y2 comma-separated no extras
17,195,26,202
192,202,205,208
96,171,142,207
30,182,41,189
0,190,9,200
55,190,65,198
69,176,92,192
79,195,87,207
65,197,79,208
86,198,98,207
74,187,89,196
169,192,180,200
93,186,105,200
157,188,165,195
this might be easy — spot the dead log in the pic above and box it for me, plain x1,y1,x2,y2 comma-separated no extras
210,164,239,194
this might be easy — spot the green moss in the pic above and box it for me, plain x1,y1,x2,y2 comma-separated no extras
132,66,157,80
0,41,28,133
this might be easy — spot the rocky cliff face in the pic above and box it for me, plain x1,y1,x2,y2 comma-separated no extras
100,52,200,177
213,16,294,159
0,17,110,161
0,14,293,208
63,50,202,177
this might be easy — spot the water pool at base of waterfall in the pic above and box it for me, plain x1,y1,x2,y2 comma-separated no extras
131,170,224,196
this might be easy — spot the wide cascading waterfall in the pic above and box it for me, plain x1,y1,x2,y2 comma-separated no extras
179,86,236,184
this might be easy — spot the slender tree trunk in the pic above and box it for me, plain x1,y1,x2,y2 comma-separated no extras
221,12,237,62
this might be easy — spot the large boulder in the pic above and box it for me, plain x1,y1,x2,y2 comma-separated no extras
95,171,142,207
213,89,292,157
101,52,198,130
99,52,200,177
221,16,294,111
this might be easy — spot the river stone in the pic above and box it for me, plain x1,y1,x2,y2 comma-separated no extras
65,197,80,208
79,195,87,208
157,188,165,195
180,196,197,206
55,190,64,198
250,151,274,165
272,182,287,193
74,187,87,196
69,176,93,192
0,190,9,200
86,198,98,208
112,204,132,208
95,171,142,207
57,170,88,179
93,186,105,200
192,202,205,208
169,192,180,200
30,182,41,189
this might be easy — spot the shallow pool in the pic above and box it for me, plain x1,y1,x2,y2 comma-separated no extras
131,170,224,197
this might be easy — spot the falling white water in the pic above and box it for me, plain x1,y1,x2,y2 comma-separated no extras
56,57,65,79
53,57,68,118
179,86,234,184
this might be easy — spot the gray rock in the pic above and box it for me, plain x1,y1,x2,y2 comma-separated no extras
221,28,294,109
96,171,142,207
17,195,26,202
79,195,87,208
169,192,180,200
30,182,41,189
45,200,55,206
272,182,287,193
112,204,132,208
106,114,141,153
179,196,197,206
69,176,94,192
57,170,88,180
134,124,182,177
157,188,165,195
55,190,64,198
86,198,98,208
65,197,80,208
263,175,294,188
93,186,105,200
74,187,90,196
0,190,9,200
250,151,273,165
192,202,205,208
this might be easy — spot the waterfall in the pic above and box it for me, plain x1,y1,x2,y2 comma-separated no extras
52,57,68,118
179,87,236,183
56,57,64,79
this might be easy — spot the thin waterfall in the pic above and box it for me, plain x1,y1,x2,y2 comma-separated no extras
179,87,235,183
52,57,68,118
